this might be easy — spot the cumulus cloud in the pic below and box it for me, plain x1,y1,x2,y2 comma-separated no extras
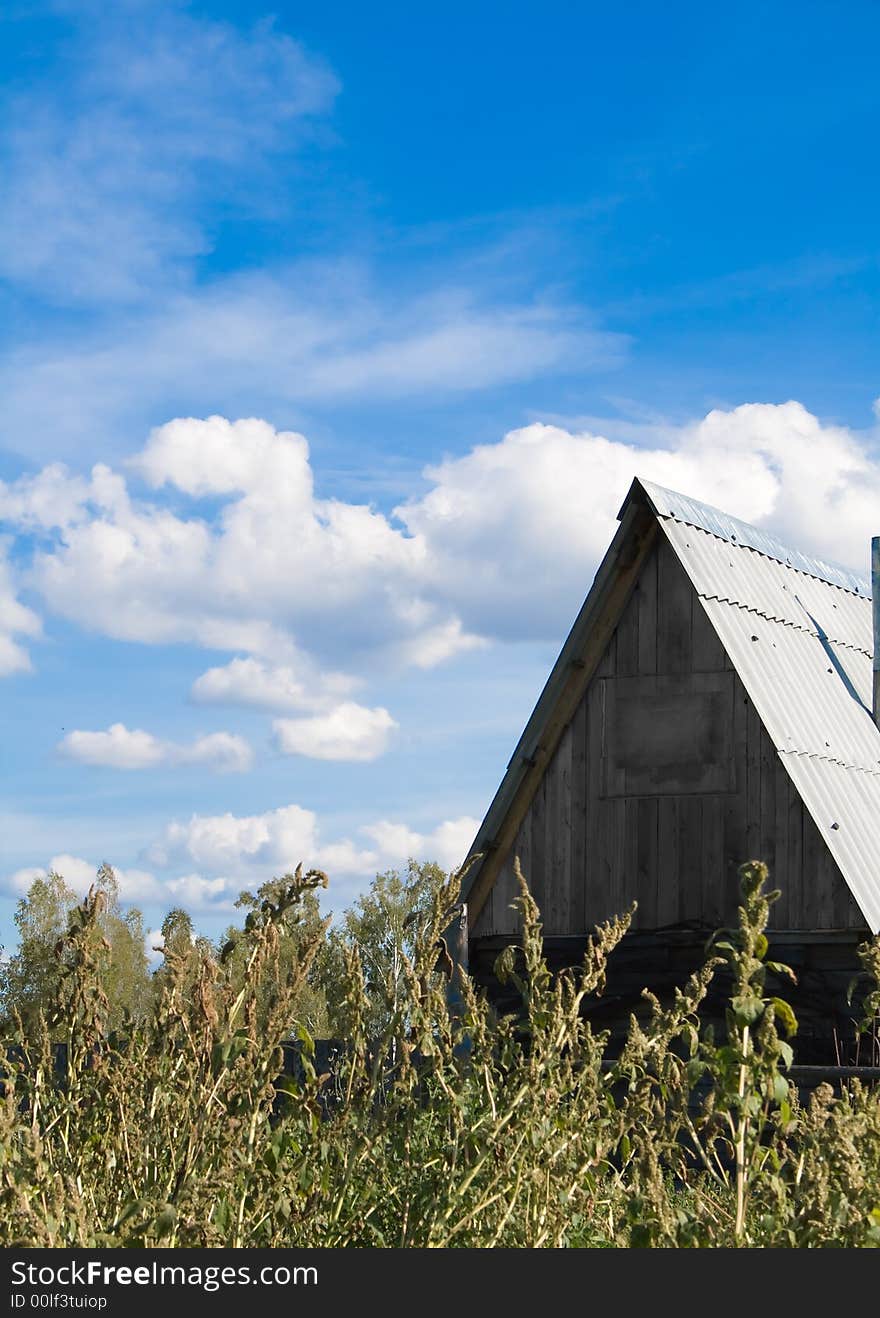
393,618,489,669
3,856,244,915
362,816,481,874
145,802,477,888
164,874,239,912
3,805,482,920
273,703,397,761
23,418,445,667
146,802,376,878
6,854,162,904
5,400,880,694
191,655,357,714
0,463,98,533
395,400,880,638
58,723,253,772
0,551,41,677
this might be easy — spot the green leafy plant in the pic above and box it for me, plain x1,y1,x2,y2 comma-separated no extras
1,854,879,1247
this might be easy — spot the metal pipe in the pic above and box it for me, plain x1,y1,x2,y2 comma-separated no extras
873,536,880,723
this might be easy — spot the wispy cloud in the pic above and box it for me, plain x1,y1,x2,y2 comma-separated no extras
0,4,625,465
0,4,338,304
0,274,623,463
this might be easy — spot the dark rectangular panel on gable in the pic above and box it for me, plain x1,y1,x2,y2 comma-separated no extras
600,671,736,797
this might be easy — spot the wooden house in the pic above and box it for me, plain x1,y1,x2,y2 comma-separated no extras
459,477,880,1062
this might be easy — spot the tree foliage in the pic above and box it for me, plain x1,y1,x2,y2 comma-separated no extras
322,859,448,1038
0,864,152,1035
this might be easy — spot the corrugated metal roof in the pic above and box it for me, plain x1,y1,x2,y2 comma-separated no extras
644,478,880,932
662,521,871,654
778,756,880,933
638,478,871,597
699,599,879,770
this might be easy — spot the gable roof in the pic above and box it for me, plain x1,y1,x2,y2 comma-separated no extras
461,477,880,934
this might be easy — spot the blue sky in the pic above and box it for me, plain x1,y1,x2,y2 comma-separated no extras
3,0,880,952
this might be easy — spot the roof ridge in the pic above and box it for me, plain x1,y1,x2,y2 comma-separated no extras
634,477,871,599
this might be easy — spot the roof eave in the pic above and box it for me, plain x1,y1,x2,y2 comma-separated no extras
458,484,657,919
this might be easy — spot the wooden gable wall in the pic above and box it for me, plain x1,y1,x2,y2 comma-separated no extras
472,534,867,940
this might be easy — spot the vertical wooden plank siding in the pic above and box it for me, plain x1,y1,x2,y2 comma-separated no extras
657,797,680,926
545,723,572,934
758,724,778,922
615,580,639,677
692,595,728,671
570,695,588,934
773,758,791,927
637,544,658,676
657,538,693,674
723,677,749,916
635,797,659,928
745,696,762,862
470,526,868,941
786,772,803,927
622,797,640,920
813,829,836,930
529,773,547,920
701,796,724,926
584,676,603,927
676,796,703,924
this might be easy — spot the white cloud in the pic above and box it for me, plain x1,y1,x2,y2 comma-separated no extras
395,401,880,639
3,856,238,915
0,551,41,677
185,733,254,773
0,5,338,303
6,400,880,697
191,655,357,714
17,417,481,678
0,5,624,468
26,418,433,663
362,816,481,874
5,809,483,921
273,703,397,761
0,275,624,465
164,874,238,912
393,618,489,669
60,725,165,770
146,802,378,879
6,855,162,905
144,801,480,882
59,723,253,773
0,463,96,532
144,928,165,966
